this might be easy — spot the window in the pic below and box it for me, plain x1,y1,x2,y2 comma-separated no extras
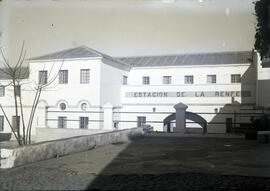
184,75,193,84
137,116,146,127
59,70,68,84
0,116,4,131
0,86,5,97
123,75,128,85
79,117,89,129
207,75,216,84
142,76,150,85
114,122,119,129
59,103,67,110
15,85,21,97
80,103,88,111
163,76,172,84
58,117,67,128
39,71,48,85
12,116,20,131
80,69,90,84
231,74,241,83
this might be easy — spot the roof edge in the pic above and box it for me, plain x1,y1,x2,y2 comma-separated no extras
115,50,252,59
27,56,103,63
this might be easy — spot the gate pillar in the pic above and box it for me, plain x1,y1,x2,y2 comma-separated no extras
103,102,113,130
174,103,188,132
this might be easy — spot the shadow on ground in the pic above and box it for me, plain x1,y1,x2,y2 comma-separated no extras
1,135,270,190
86,135,270,191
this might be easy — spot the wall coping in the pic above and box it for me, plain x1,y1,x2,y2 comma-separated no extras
0,127,144,169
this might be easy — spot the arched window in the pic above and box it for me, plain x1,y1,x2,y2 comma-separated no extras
59,103,67,110
80,103,88,111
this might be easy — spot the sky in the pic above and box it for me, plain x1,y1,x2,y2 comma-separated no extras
0,0,256,61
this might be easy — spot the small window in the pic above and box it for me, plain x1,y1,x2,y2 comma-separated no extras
59,70,68,84
137,116,146,127
0,115,4,131
39,71,48,85
142,76,150,85
184,75,193,84
15,85,21,97
0,86,5,97
58,116,67,128
114,121,119,129
123,75,128,85
12,116,20,131
163,76,172,84
80,69,90,84
79,117,89,129
59,103,67,110
207,75,216,84
231,74,241,83
80,103,88,111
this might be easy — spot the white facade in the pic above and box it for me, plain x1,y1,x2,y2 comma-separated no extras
28,54,129,131
0,46,265,139
256,52,270,108
120,63,256,133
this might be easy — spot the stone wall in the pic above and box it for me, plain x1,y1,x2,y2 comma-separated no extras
0,127,144,169
35,128,109,142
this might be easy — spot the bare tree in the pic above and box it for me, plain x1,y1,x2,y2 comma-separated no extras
0,42,63,146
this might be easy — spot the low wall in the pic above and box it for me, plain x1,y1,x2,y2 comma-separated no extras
35,128,109,142
0,133,11,142
0,127,144,169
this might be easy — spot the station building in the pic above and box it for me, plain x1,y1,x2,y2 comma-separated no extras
0,46,268,140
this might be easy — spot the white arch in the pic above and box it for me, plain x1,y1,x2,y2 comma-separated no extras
77,100,91,107
38,99,49,107
55,100,69,108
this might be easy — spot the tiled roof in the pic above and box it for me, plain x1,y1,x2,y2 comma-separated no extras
29,46,131,71
117,51,252,67
29,46,101,60
28,46,252,71
0,48,253,81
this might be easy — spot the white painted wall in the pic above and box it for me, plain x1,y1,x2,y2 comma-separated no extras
128,64,255,85
28,58,103,130
120,63,256,132
100,62,128,106
256,52,270,108
29,59,102,107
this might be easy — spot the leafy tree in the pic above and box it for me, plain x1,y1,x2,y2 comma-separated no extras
255,0,270,59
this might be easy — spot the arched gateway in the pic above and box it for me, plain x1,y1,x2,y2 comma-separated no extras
163,103,207,133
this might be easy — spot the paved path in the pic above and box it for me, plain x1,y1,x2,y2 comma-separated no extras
1,135,270,190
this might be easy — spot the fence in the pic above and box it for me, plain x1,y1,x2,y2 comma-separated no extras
114,111,264,132
45,108,266,133
46,110,104,130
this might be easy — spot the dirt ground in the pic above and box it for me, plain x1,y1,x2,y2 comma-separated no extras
1,134,270,190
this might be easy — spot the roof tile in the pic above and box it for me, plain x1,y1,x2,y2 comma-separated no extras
117,51,252,67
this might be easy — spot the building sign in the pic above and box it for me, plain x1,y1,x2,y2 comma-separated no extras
126,91,251,98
